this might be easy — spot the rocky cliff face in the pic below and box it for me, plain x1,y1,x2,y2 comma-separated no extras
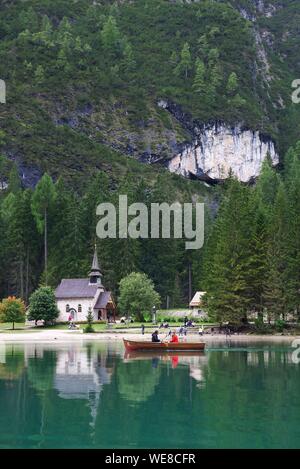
167,123,278,183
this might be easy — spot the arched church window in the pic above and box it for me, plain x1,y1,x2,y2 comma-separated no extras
78,304,82,313
66,304,70,313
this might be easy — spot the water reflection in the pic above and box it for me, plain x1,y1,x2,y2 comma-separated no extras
54,345,114,427
0,340,299,448
124,351,208,388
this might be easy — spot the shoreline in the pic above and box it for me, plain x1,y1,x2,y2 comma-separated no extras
0,329,299,343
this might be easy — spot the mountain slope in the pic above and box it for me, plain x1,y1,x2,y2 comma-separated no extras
0,0,299,187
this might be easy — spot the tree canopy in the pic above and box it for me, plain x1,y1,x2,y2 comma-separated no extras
118,272,161,322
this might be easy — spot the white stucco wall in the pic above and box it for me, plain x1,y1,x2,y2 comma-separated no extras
57,298,96,322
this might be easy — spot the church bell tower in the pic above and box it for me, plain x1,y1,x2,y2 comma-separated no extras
88,245,103,286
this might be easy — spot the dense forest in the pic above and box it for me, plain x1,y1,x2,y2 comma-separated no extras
1,140,300,325
202,143,300,324
0,163,214,309
1,1,300,323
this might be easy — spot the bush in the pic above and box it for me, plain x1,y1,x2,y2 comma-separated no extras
84,307,95,333
254,317,269,334
0,296,26,330
118,272,161,322
275,319,286,333
28,287,59,325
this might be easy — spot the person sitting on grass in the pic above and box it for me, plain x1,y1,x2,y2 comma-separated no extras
152,330,160,342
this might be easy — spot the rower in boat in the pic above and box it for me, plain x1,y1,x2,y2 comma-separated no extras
123,338,205,351
152,330,160,342
170,331,179,343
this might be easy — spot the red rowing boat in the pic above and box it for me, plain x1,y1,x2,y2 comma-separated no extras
123,339,205,352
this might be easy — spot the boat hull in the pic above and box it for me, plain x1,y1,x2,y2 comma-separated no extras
123,339,205,352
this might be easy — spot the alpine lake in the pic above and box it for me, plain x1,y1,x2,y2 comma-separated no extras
0,338,299,449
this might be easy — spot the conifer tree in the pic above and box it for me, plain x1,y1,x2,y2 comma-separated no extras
101,15,122,57
122,42,136,72
226,72,238,96
31,174,56,285
284,146,300,318
34,65,45,85
193,59,206,95
175,42,192,79
169,51,178,67
255,154,279,214
84,307,95,333
245,193,269,317
263,181,289,321
8,164,21,194
202,177,252,324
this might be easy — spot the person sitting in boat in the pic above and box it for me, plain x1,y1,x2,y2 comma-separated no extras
170,331,179,343
152,330,160,342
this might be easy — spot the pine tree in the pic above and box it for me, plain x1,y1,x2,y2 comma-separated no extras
207,48,219,67
122,42,136,72
175,42,192,79
255,154,279,214
31,174,56,286
197,34,210,58
0,154,9,190
18,6,39,33
101,15,122,57
34,65,45,85
226,72,245,109
169,51,178,67
57,48,70,72
226,72,238,96
284,145,300,318
193,59,206,95
245,193,269,317
84,307,95,332
47,181,87,286
263,181,289,321
210,63,222,93
8,164,21,194
202,177,253,324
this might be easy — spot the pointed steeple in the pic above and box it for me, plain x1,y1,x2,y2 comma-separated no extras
89,245,102,285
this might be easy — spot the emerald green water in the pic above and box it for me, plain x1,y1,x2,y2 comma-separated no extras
0,340,299,449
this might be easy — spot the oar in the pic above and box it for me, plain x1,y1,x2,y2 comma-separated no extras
163,331,170,341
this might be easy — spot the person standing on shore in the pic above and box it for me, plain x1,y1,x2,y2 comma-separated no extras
141,324,145,335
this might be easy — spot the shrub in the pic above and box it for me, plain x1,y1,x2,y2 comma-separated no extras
275,319,286,333
84,307,95,333
254,317,269,334
118,272,160,322
0,296,26,330
28,287,59,325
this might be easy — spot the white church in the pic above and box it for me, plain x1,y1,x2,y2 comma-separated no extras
55,246,116,322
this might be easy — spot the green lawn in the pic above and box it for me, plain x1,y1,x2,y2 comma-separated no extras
0,321,216,334
0,323,27,331
43,321,216,332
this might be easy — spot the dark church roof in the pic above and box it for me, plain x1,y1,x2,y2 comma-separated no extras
55,279,98,299
55,246,114,305
89,246,102,278
94,291,113,309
